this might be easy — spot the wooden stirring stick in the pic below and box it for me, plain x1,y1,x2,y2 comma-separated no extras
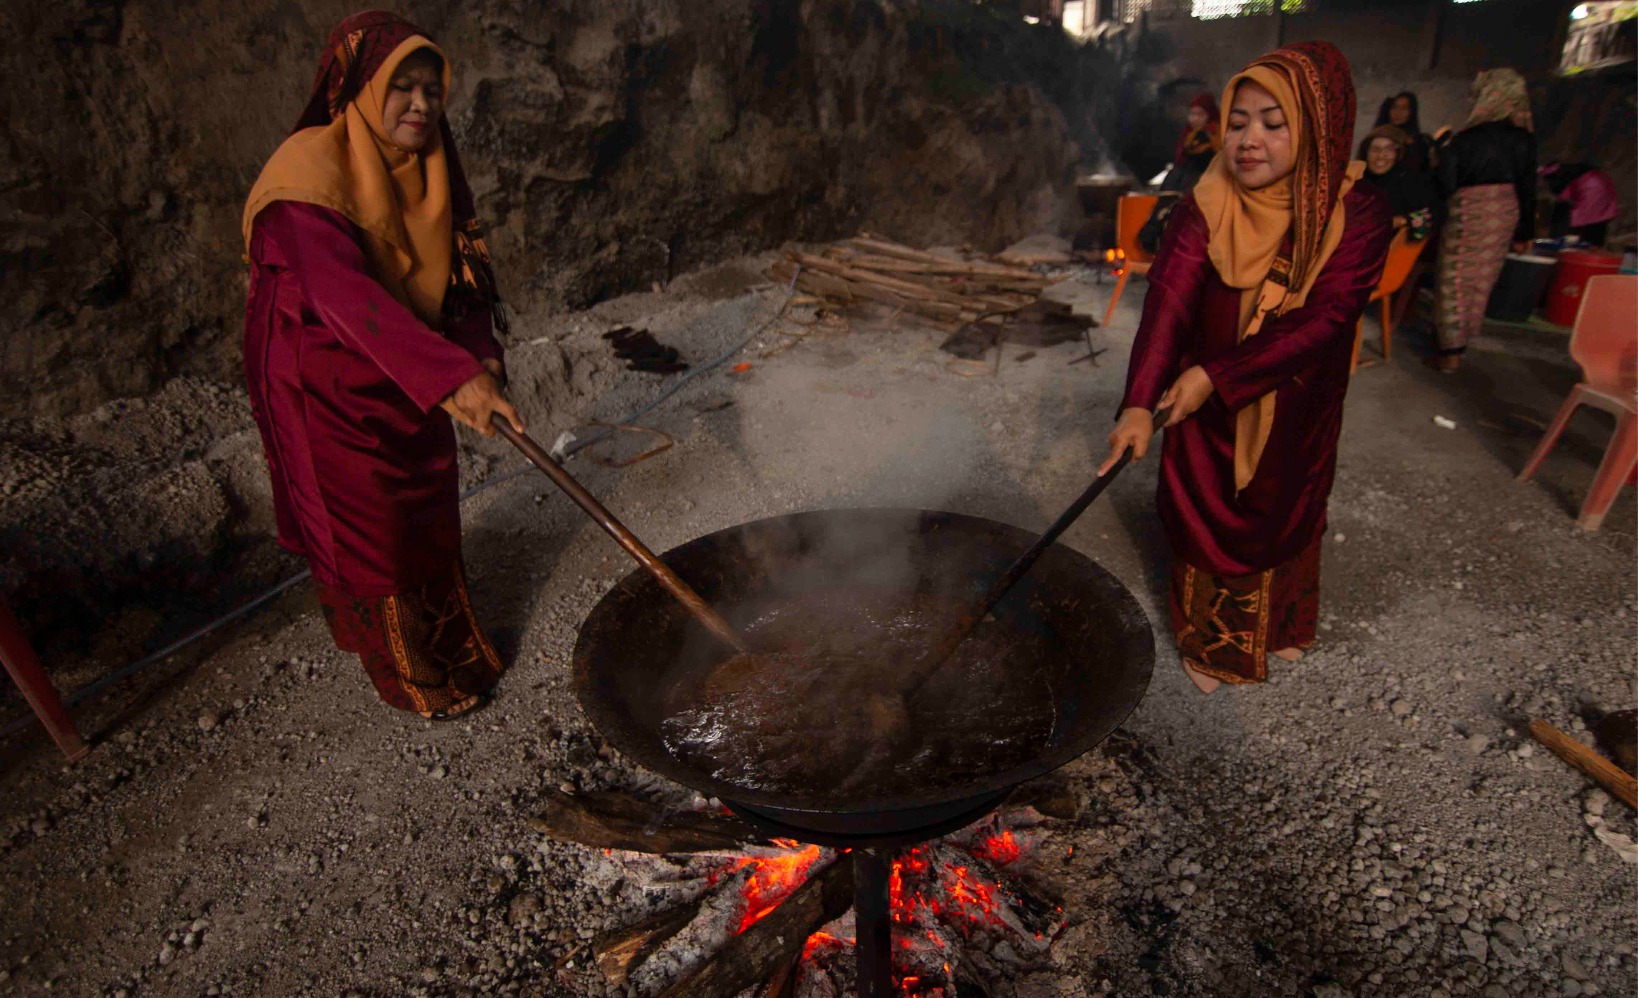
901,405,1165,703
491,414,751,655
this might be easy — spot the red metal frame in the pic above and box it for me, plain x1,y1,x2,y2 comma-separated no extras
0,596,89,762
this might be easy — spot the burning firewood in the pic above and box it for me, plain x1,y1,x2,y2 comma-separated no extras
593,897,706,986
529,789,769,853
658,854,857,998
537,785,1082,997
624,864,762,993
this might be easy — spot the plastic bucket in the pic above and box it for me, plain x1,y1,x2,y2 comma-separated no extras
1544,250,1623,326
1485,254,1557,323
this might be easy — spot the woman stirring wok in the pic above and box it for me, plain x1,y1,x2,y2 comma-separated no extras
1101,42,1391,693
242,12,524,719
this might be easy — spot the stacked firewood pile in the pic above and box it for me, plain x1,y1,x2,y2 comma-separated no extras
768,234,1094,336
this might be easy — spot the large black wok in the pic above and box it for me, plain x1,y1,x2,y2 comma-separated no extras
573,507,1153,996
572,508,1154,842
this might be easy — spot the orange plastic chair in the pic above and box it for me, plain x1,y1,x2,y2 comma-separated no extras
1101,194,1159,328
1517,273,1638,530
1350,227,1428,372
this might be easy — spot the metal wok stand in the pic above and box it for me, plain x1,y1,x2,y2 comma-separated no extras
854,850,894,997
728,790,1014,995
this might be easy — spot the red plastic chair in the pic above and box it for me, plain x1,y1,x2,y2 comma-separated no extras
1351,227,1428,373
1,596,89,761
1517,273,1638,531
1101,194,1159,328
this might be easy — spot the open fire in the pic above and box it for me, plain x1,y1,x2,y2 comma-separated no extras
532,787,1075,998
703,826,1062,996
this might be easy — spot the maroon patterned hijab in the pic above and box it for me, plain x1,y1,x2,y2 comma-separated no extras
292,10,508,333
1244,40,1357,295
1193,40,1364,490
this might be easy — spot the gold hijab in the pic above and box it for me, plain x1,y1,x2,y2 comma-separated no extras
1192,59,1366,489
243,37,455,328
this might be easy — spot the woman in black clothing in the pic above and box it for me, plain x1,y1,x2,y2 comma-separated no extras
1359,125,1436,240
1430,69,1537,372
1375,91,1437,175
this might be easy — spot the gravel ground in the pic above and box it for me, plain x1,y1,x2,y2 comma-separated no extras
0,260,1632,998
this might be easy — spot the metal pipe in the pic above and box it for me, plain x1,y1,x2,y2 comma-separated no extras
853,848,895,998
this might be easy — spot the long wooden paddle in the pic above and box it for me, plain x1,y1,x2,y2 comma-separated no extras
900,405,1165,702
491,414,751,655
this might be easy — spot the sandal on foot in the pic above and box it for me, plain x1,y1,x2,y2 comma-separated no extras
420,691,492,722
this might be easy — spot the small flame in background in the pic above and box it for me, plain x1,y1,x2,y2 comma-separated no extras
1104,247,1127,277
723,830,1034,996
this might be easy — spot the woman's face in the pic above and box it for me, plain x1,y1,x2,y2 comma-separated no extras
1186,106,1210,130
1389,96,1413,126
381,52,445,152
1226,80,1294,190
1367,137,1400,175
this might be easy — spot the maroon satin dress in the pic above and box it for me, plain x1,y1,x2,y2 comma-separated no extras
243,200,502,599
1120,186,1391,681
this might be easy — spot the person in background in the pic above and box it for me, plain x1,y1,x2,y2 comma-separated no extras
1163,94,1222,193
1540,161,1620,247
1375,91,1437,174
1102,41,1391,693
242,12,521,719
1430,68,1536,373
1140,95,1223,253
1359,125,1435,241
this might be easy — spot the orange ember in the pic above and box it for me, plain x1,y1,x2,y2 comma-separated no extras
731,839,823,933
804,930,850,960
976,830,1021,866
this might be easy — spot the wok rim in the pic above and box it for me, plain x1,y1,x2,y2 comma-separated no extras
571,506,1156,817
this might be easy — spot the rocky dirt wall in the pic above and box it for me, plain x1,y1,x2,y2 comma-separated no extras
2,0,1090,422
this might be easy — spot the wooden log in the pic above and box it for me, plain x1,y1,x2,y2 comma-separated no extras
775,255,974,329
758,954,801,998
924,843,1065,948
790,250,1023,315
771,260,864,306
529,789,769,853
808,274,966,321
1008,774,1079,820
1530,720,1638,809
790,252,957,305
658,854,857,998
594,898,705,985
849,233,951,264
839,249,1051,284
882,271,1037,311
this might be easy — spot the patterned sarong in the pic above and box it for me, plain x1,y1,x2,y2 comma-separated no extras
317,560,505,714
1435,183,1520,352
1169,537,1322,685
